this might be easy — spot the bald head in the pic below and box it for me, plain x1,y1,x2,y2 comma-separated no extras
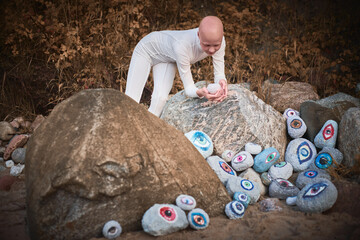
198,16,224,55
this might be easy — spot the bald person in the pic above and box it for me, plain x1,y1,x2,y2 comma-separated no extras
125,16,228,116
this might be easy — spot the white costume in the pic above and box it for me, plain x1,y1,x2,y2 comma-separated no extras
125,27,226,116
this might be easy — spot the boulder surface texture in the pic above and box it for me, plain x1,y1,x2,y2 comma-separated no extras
25,89,231,240
160,82,287,159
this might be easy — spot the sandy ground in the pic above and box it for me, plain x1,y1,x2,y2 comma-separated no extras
1,169,360,240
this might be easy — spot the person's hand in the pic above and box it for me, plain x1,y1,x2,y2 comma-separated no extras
196,87,223,101
218,79,228,101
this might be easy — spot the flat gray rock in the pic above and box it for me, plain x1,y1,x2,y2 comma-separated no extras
285,138,317,172
268,178,300,199
160,82,287,160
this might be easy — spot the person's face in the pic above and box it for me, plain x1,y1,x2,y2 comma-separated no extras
198,31,222,56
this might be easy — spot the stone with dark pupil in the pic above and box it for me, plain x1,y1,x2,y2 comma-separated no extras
320,157,328,165
165,210,172,217
196,217,202,222
281,182,288,187
109,227,116,233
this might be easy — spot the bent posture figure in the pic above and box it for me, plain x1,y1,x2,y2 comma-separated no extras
125,16,228,116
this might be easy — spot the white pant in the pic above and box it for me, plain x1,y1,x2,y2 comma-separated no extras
125,51,177,117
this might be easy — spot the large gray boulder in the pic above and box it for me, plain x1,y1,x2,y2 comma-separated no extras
25,89,231,240
160,82,287,160
338,107,360,167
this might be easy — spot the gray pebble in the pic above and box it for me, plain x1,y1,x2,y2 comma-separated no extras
175,194,196,211
269,178,300,199
187,208,209,230
11,148,26,164
231,151,254,171
259,198,283,212
221,149,236,162
245,142,262,155
225,201,246,219
261,172,272,186
287,115,307,139
102,220,122,239
268,161,293,180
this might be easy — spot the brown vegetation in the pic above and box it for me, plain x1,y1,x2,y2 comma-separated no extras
0,0,359,120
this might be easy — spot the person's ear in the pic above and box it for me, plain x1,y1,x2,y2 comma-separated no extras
197,31,200,38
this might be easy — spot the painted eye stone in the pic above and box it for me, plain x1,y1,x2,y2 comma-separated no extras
185,130,213,158
295,168,331,189
245,142,262,155
312,147,343,170
142,204,188,236
225,201,246,219
274,162,286,168
233,191,251,208
207,156,237,185
102,220,122,239
314,120,338,149
187,208,209,230
285,138,317,172
231,151,254,171
283,108,300,119
296,179,338,213
176,194,196,211
221,149,235,162
269,178,300,199
226,177,261,204
287,115,307,139
253,147,280,173
315,153,333,169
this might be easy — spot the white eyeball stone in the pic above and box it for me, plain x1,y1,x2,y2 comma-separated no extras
102,220,122,239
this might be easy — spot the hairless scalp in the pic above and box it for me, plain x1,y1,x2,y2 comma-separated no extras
198,16,224,42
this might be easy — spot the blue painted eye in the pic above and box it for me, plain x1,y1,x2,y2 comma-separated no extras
190,212,207,227
230,201,245,217
315,153,333,169
297,141,313,164
180,197,194,206
191,132,211,151
303,183,327,198
219,161,235,175
274,162,286,168
265,152,277,163
304,170,318,178
241,179,254,190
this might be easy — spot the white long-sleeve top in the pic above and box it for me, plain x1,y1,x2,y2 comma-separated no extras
133,28,226,97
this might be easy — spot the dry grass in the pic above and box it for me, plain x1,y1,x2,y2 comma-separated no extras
0,0,359,121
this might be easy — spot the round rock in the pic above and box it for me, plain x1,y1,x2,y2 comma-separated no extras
296,178,338,213
207,156,237,185
175,194,196,211
221,149,236,162
295,168,331,189
283,108,300,119
286,196,297,206
314,120,338,149
245,142,262,155
185,130,213,158
261,172,272,186
207,83,221,94
11,147,26,164
142,204,188,236
10,164,25,177
0,121,16,141
287,115,307,139
187,208,209,230
231,151,254,171
285,138,317,172
225,201,246,219
312,147,343,170
269,178,300,199
233,192,251,209
253,147,280,173
5,160,14,168
102,220,122,239
226,177,260,204
239,168,266,196
268,161,293,180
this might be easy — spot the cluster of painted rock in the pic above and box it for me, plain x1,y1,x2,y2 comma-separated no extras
142,194,209,236
0,115,44,179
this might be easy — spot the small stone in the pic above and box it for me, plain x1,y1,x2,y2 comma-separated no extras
259,198,283,212
3,134,29,160
0,165,6,172
268,161,293,180
312,147,343,170
0,157,3,163
283,108,300,119
286,196,297,206
295,168,331,189
175,194,196,211
287,115,307,139
207,156,237,185
239,168,266,196
185,130,213,158
233,192,251,208
10,164,25,176
207,83,222,94
245,142,262,155
142,204,188,236
226,177,260,204
0,147,5,157
187,208,209,230
225,201,246,219
285,138,317,172
221,149,236,162
102,220,122,239
314,120,338,149
296,178,338,213
269,178,300,199
0,121,16,141
30,114,45,132
0,175,17,191
231,151,254,171
5,160,14,168
253,147,280,173
11,147,26,164
261,172,272,186
10,119,20,129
